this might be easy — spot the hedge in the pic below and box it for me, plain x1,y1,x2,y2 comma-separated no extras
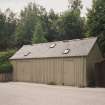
0,63,13,73
0,50,16,73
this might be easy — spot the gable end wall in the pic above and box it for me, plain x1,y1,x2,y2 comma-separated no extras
86,43,103,86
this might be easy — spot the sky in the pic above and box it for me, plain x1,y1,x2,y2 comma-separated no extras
0,0,92,16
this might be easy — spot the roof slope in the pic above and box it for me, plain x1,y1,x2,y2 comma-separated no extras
10,37,97,60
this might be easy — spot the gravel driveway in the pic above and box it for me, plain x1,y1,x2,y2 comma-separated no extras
0,82,105,105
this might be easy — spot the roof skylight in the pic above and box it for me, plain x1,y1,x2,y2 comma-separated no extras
64,49,70,54
50,43,56,48
24,52,31,56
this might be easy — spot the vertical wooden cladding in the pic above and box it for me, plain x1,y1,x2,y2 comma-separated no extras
86,43,103,86
11,57,86,87
63,57,86,87
12,60,33,82
64,59,74,85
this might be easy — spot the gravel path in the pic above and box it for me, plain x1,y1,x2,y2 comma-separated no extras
0,82,105,105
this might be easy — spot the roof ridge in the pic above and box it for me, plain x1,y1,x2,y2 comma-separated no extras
23,37,97,47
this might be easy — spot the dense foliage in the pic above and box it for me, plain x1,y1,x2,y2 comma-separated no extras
0,0,85,50
0,50,16,73
87,0,105,56
0,0,105,61
0,9,17,50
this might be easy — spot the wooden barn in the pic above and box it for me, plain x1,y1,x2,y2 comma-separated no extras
10,37,102,87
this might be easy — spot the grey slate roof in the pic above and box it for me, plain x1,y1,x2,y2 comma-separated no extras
10,37,97,60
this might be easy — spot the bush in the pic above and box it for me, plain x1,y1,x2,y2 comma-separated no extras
0,63,13,73
0,50,16,62
0,50,16,73
48,82,56,85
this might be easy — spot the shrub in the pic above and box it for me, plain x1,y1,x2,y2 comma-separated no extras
62,83,64,85
48,82,56,85
0,63,13,73
0,50,16,73
0,50,16,62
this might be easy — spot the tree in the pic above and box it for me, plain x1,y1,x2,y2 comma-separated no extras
0,1,86,50
32,22,47,43
87,0,105,55
44,9,59,42
15,3,46,47
68,0,83,12
0,11,6,50
4,9,17,48
0,9,17,50
59,0,84,40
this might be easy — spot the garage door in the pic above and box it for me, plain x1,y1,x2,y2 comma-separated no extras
64,60,75,86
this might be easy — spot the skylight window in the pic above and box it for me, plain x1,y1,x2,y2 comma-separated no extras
24,52,31,56
64,49,70,54
50,43,56,48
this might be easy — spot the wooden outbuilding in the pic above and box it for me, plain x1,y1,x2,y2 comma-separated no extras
95,60,105,87
10,37,102,87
